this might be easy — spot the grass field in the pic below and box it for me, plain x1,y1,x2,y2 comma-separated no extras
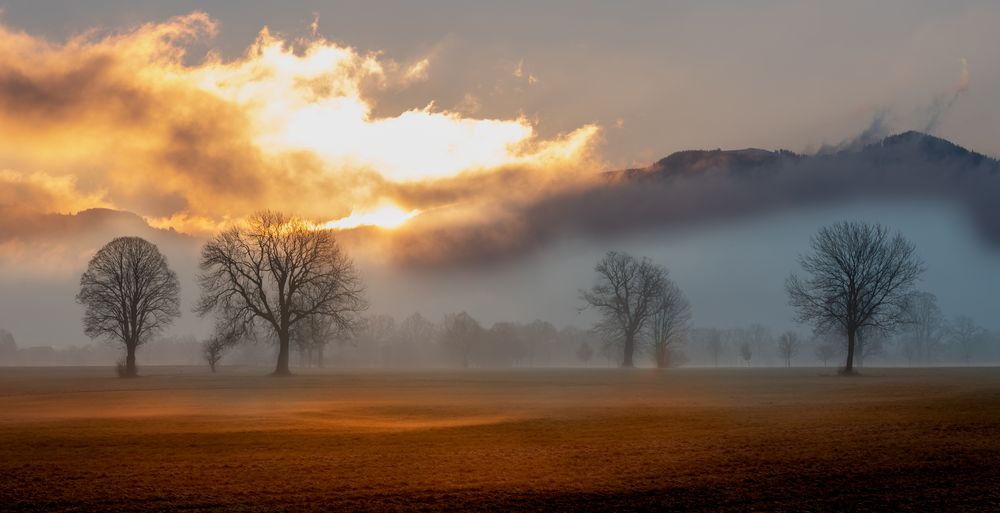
1,367,998,511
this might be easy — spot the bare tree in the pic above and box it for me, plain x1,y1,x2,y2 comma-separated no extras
580,251,666,367
739,341,753,367
196,211,367,376
900,291,944,365
646,278,692,369
948,315,985,363
440,312,483,368
576,341,594,367
777,331,801,367
202,330,240,372
787,221,922,374
77,237,180,377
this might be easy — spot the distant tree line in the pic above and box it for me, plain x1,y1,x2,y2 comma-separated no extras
68,213,1000,376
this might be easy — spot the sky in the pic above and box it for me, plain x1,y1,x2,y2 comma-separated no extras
0,1,998,347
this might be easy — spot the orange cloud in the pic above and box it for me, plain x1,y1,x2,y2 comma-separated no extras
0,12,601,239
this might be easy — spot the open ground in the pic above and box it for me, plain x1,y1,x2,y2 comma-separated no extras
1,367,998,511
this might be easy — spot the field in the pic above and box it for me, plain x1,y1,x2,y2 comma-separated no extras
1,367,999,512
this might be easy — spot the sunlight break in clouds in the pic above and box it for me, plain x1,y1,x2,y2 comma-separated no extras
0,12,600,236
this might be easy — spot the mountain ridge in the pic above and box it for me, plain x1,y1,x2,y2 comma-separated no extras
608,131,1000,182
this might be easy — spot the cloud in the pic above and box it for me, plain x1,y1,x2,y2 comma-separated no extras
923,58,970,133
381,132,1000,267
0,12,600,241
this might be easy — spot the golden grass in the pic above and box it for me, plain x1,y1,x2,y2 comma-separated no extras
1,367,998,511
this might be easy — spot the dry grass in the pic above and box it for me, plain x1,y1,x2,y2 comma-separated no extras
1,367,998,511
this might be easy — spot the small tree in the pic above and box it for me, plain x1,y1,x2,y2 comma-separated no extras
739,341,753,367
77,236,180,377
580,251,666,367
787,221,922,374
777,331,801,367
576,341,594,367
202,331,239,373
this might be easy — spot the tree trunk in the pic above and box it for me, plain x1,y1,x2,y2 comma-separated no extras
622,334,635,368
274,330,292,376
656,345,668,369
124,343,137,378
843,327,857,375
317,346,324,368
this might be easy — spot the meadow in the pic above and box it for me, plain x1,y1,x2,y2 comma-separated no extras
1,367,998,511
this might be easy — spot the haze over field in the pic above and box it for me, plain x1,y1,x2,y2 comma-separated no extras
0,1,998,360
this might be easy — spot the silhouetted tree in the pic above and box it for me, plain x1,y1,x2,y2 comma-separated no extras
441,312,483,368
77,236,180,377
580,251,666,367
787,221,922,374
196,211,367,376
646,277,692,369
576,341,593,367
777,331,801,367
203,330,239,372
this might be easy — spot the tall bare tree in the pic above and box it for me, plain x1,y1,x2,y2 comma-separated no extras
646,278,692,369
77,236,180,377
196,211,367,376
580,251,666,367
777,331,801,367
787,221,922,374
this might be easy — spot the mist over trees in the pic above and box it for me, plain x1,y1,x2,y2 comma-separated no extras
787,221,923,374
76,236,181,377
196,211,367,376
8,212,993,372
580,251,669,368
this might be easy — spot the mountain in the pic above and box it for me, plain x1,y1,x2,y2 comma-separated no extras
608,131,999,183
